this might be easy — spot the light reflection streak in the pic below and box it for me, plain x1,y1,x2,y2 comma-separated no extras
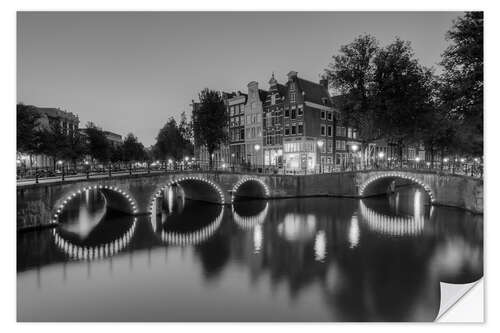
314,231,327,261
348,214,360,249
277,214,317,242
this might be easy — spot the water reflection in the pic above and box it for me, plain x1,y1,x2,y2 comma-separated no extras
17,185,483,322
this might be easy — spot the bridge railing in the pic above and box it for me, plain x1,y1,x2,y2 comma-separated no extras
16,158,483,185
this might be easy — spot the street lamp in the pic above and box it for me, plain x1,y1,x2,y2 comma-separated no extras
350,144,359,170
317,140,324,173
415,157,421,169
378,151,385,159
443,157,449,163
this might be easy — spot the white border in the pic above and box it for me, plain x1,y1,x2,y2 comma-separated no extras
4,1,497,331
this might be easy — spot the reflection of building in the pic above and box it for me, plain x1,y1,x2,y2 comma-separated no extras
228,92,248,164
263,73,286,167
244,81,267,166
282,71,335,172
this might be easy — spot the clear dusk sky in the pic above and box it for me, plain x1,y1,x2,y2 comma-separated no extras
17,11,463,146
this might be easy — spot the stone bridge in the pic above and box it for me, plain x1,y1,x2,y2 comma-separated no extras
17,169,483,230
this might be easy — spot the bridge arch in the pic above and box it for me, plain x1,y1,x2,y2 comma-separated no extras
52,217,138,261
358,172,436,203
149,176,225,213
232,201,269,230
156,206,224,246
359,200,425,237
51,185,138,224
231,177,270,203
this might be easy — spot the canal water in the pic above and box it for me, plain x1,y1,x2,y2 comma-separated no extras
17,185,483,322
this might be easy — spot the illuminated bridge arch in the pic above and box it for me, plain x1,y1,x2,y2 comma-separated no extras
148,176,225,213
51,185,138,224
358,172,436,203
159,207,224,246
359,201,425,237
52,217,138,261
231,177,270,203
232,202,269,230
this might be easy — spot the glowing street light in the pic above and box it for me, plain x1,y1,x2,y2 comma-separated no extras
443,158,449,163
168,159,173,164
474,158,480,163
378,151,385,159
460,158,466,163
57,160,63,165
415,157,421,163
184,156,189,162
317,140,324,148
254,144,261,151
351,144,359,152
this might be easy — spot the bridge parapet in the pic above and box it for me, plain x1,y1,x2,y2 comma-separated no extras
16,169,483,231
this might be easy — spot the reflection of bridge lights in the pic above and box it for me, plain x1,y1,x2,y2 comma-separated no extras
348,214,360,249
314,231,327,262
277,214,317,242
231,177,270,203
232,202,269,230
148,176,225,212
359,201,425,237
52,185,138,224
52,218,137,261
253,225,263,254
160,206,224,246
358,172,435,203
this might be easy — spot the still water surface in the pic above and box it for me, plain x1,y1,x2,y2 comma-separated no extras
17,186,483,321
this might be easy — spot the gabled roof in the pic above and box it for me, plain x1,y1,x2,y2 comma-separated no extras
258,89,268,103
276,83,287,97
296,78,332,106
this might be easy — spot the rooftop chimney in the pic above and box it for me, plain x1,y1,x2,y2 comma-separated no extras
287,70,298,81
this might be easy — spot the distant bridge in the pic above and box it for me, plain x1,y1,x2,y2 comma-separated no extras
17,169,483,230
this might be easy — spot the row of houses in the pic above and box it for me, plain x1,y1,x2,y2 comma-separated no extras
17,106,123,169
194,70,426,173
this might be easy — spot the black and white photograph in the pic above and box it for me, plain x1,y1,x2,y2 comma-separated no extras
10,6,487,324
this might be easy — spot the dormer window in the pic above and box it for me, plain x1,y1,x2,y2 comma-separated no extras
321,97,328,105
271,94,276,106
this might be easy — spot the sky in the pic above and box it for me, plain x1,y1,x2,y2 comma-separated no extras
17,11,463,146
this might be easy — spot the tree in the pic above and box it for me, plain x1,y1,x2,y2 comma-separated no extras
122,133,147,163
325,34,380,165
440,12,483,156
192,89,228,168
38,122,70,170
372,38,436,165
85,122,110,164
154,118,185,161
17,103,41,164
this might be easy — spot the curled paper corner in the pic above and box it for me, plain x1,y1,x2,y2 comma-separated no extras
436,279,483,321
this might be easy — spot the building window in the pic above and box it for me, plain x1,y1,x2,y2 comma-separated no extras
285,127,290,136
284,108,290,118
271,94,276,105
321,110,326,120
336,140,346,150
327,125,333,137
291,125,296,135
290,93,296,103
291,109,296,119
298,123,303,135
298,106,303,116
348,127,353,138
327,111,333,121
353,129,358,139
320,124,326,136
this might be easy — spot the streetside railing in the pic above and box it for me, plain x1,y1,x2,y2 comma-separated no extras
16,159,483,185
